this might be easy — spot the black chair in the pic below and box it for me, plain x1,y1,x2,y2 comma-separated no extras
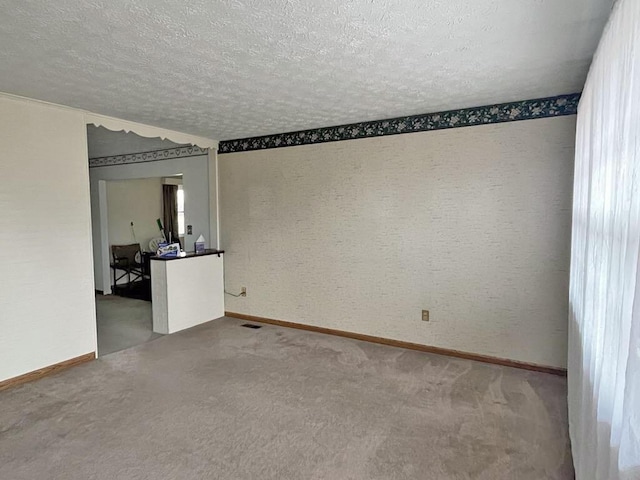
111,244,144,292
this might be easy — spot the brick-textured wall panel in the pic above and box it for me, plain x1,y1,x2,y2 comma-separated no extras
219,116,575,368
0,95,96,381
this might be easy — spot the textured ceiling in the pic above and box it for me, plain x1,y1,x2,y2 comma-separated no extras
87,125,184,158
0,0,612,140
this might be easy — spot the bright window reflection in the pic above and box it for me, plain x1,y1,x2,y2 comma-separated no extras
177,186,185,235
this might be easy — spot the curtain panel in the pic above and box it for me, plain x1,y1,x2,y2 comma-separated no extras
162,184,179,245
568,0,640,478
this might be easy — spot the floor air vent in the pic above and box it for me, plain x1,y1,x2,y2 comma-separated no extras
241,324,262,329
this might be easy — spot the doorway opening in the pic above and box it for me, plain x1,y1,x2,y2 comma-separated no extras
87,126,189,356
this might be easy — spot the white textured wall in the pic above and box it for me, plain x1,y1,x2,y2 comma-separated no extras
219,116,575,368
107,177,163,252
151,255,225,334
0,95,96,382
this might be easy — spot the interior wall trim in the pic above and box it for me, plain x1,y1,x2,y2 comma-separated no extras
219,93,580,154
89,146,209,168
225,312,567,376
85,112,218,150
0,352,96,392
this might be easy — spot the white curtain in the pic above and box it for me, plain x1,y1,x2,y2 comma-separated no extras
569,0,640,479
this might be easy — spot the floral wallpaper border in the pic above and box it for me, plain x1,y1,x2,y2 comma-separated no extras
89,146,209,168
218,93,580,154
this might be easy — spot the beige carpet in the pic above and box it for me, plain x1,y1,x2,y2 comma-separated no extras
0,317,573,479
96,294,162,356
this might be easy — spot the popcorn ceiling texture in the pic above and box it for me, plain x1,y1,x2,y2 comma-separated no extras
0,0,611,140
220,116,575,368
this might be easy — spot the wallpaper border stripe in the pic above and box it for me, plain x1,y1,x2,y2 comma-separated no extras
218,93,580,154
89,145,209,168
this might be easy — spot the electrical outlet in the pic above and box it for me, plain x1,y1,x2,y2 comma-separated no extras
422,310,430,322
241,287,247,297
